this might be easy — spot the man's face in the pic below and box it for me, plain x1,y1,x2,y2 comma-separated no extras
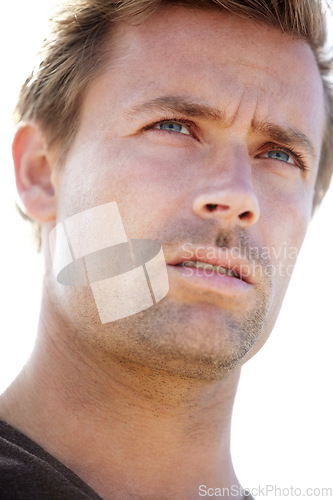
48,7,325,379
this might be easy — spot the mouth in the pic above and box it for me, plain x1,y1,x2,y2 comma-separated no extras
176,260,241,279
168,257,253,299
166,245,257,298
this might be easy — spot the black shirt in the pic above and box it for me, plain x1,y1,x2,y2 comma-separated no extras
0,419,102,499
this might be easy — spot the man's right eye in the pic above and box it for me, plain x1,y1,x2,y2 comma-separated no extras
153,120,192,135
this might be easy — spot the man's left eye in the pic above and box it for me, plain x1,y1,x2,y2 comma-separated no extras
155,121,191,135
258,149,295,165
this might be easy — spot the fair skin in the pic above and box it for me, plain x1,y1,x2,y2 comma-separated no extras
0,6,325,500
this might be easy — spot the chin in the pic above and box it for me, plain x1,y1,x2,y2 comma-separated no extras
96,298,268,381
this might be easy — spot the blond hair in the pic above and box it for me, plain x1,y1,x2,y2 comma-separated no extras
15,0,333,238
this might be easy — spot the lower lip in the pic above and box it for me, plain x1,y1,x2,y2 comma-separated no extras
168,264,252,296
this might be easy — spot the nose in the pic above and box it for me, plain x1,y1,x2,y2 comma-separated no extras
192,150,260,229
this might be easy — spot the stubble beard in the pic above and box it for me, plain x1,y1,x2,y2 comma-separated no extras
95,231,273,381
91,286,271,382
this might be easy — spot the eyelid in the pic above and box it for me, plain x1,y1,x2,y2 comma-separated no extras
256,143,309,172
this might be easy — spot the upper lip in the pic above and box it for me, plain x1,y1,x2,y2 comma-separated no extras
167,246,256,285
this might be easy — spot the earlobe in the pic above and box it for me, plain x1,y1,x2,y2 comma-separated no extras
12,122,57,223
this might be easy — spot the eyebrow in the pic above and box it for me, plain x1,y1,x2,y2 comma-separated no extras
128,95,317,159
252,120,316,160
129,95,223,122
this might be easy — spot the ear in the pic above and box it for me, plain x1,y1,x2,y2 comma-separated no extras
12,122,56,222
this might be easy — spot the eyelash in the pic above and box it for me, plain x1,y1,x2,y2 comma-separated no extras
143,119,309,171
258,143,309,172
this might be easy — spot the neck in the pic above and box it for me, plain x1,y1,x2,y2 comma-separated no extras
0,299,243,499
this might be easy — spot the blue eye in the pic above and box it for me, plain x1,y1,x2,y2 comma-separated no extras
258,149,295,165
156,121,191,135
267,150,291,162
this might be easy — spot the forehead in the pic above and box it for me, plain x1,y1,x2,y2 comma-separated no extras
79,6,325,154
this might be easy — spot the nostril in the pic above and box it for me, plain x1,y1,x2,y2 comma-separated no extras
239,210,252,220
206,204,230,212
206,204,218,211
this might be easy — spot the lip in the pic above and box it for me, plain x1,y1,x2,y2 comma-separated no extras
166,245,257,298
167,246,256,285
168,263,252,296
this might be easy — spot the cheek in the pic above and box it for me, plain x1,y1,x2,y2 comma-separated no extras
254,170,313,279
86,143,194,235
261,198,310,296
255,166,313,231
55,135,192,249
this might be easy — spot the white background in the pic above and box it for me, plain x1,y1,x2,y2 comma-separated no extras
0,1,332,497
